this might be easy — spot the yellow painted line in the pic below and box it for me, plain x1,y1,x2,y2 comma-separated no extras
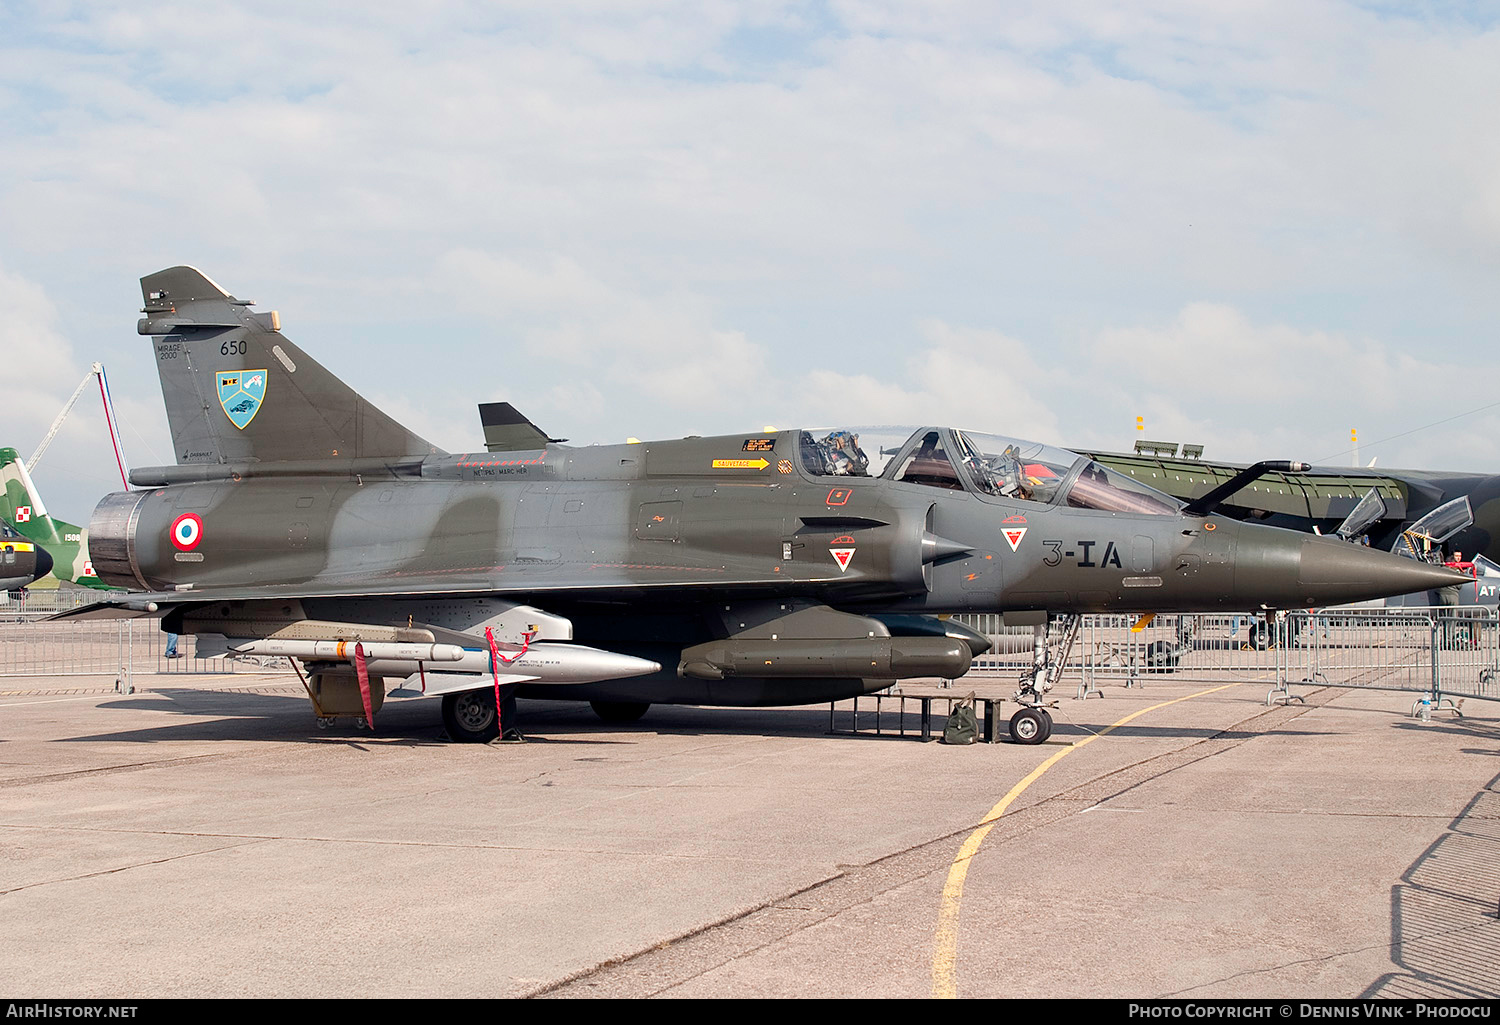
931,682,1241,998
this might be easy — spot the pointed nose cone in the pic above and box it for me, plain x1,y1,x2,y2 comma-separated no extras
32,545,53,582
1235,524,1473,608
1293,536,1468,605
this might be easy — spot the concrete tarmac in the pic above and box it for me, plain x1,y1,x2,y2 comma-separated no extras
1,667,1497,999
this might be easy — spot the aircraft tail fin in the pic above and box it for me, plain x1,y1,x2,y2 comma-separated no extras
477,402,562,452
137,267,444,466
0,446,77,544
0,446,106,586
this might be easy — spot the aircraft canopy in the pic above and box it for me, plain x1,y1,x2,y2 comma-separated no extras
799,427,1183,515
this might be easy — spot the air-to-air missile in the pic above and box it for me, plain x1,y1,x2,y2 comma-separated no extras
62,266,1468,744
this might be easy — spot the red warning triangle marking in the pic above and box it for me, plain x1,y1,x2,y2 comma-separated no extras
1003,527,1027,552
829,547,855,572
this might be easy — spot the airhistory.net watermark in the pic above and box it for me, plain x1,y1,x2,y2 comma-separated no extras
5,1006,138,1019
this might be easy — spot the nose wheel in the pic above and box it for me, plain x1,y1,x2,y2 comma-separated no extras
1009,706,1053,745
1009,613,1076,744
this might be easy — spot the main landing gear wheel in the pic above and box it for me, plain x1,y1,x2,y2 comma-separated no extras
1009,707,1052,745
442,689,500,743
1145,640,1180,673
590,700,651,723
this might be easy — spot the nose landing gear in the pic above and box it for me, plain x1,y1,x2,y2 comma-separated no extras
1009,705,1053,744
1009,613,1079,745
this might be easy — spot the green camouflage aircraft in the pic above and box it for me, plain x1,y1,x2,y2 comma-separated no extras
63,267,1465,744
1081,445,1500,563
1,520,51,592
0,448,111,590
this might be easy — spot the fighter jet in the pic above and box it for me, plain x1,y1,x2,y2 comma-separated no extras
0,521,52,592
1082,445,1500,566
63,267,1467,745
0,447,114,590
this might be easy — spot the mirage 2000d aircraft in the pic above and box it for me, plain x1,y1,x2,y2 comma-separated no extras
62,267,1467,745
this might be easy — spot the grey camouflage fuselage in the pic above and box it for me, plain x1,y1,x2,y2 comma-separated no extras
77,267,1468,713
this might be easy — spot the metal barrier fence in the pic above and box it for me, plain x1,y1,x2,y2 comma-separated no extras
0,618,134,680
954,608,1500,717
958,613,1041,676
1077,613,1286,695
0,589,99,616
954,612,1287,695
953,609,1500,716
3,609,1496,718
1275,608,1500,717
0,615,284,688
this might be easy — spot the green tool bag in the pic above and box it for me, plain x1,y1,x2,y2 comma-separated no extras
943,693,979,745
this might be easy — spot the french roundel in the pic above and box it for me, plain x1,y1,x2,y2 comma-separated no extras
171,513,204,551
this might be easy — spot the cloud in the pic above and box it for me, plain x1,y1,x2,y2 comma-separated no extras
781,320,1068,439
1087,303,1500,470
0,266,145,511
0,266,77,395
436,249,619,316
1094,303,1423,408
6,3,1498,302
1,0,1498,509
0,267,99,471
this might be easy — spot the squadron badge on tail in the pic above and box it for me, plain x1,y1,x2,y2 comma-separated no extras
217,370,267,429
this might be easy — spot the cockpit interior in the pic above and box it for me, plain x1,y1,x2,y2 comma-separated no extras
799,427,1182,515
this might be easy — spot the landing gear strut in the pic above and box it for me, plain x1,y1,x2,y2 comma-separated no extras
1010,614,1079,745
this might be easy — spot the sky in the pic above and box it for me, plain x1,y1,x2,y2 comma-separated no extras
2,1,1499,519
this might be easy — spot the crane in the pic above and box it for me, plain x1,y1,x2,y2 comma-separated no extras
27,362,130,489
